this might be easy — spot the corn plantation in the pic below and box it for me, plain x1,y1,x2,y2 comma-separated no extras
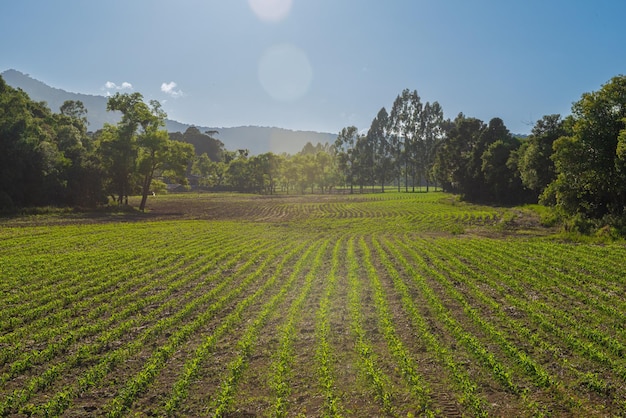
1,192,626,417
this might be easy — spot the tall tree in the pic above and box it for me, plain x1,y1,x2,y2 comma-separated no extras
177,126,224,162
546,75,626,221
420,101,444,191
56,101,106,206
333,126,359,193
390,89,422,191
517,114,568,199
432,113,485,196
137,125,194,211
0,76,67,208
104,92,194,209
367,107,392,192
59,100,88,132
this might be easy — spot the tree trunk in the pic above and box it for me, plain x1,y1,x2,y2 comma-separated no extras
139,163,156,211
139,173,151,211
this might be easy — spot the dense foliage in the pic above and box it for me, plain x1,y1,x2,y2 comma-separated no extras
0,77,194,211
3,72,626,230
0,76,105,209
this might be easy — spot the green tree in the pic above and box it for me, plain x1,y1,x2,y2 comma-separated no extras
432,113,485,196
104,92,194,209
226,150,252,191
333,126,359,193
59,100,88,132
137,125,194,211
517,114,568,198
177,126,224,162
546,75,626,221
366,107,392,192
389,89,422,191
353,132,374,192
420,101,444,191
0,76,67,208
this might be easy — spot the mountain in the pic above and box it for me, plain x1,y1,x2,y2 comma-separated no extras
1,69,336,155
2,69,123,128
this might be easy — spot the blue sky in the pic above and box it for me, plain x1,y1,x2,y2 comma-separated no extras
1,0,625,135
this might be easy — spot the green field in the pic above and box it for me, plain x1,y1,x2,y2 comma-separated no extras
1,192,626,417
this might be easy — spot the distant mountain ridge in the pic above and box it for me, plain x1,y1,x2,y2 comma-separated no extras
1,69,336,155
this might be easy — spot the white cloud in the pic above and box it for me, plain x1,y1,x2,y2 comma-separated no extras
161,81,184,98
102,81,133,92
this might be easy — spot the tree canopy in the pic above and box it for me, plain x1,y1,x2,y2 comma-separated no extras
0,78,195,211
4,71,626,233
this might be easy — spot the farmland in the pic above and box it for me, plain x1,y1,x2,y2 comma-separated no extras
1,192,626,417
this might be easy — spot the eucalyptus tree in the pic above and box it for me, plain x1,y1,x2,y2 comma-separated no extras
389,89,422,191
333,126,360,193
366,107,393,192
420,101,444,191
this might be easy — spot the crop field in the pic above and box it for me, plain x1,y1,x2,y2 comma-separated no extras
2,192,626,417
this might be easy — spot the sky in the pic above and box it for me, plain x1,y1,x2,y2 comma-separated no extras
1,0,625,135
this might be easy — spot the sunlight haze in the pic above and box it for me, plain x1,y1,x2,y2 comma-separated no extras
1,0,625,135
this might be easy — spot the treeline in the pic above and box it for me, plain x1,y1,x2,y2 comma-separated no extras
3,72,626,231
0,76,194,211
203,75,626,232
430,75,626,232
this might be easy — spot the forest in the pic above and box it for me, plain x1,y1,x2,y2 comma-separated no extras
1,73,626,233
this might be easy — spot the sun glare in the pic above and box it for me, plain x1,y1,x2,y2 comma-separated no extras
248,0,292,23
258,43,313,102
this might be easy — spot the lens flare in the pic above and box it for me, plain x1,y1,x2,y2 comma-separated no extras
258,43,313,102
248,0,292,23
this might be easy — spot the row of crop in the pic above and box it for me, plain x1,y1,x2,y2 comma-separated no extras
267,240,330,417
1,234,285,416
0,233,248,387
0,222,228,330
313,239,344,417
358,237,434,415
0,221,165,258
207,240,325,417
397,237,551,388
307,199,498,227
30,236,279,417
0,251,180,366
345,237,395,415
426,237,616,415
0,227,243,354
465,238,626,373
391,237,565,415
0,250,136,329
372,237,489,416
111,237,310,416
0,251,165,375
439,237,624,411
0,220,252,324
522,240,626,332
2,237,239,412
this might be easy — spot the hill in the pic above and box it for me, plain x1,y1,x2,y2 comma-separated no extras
1,69,336,155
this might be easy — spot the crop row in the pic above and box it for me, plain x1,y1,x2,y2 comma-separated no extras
3,216,626,415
